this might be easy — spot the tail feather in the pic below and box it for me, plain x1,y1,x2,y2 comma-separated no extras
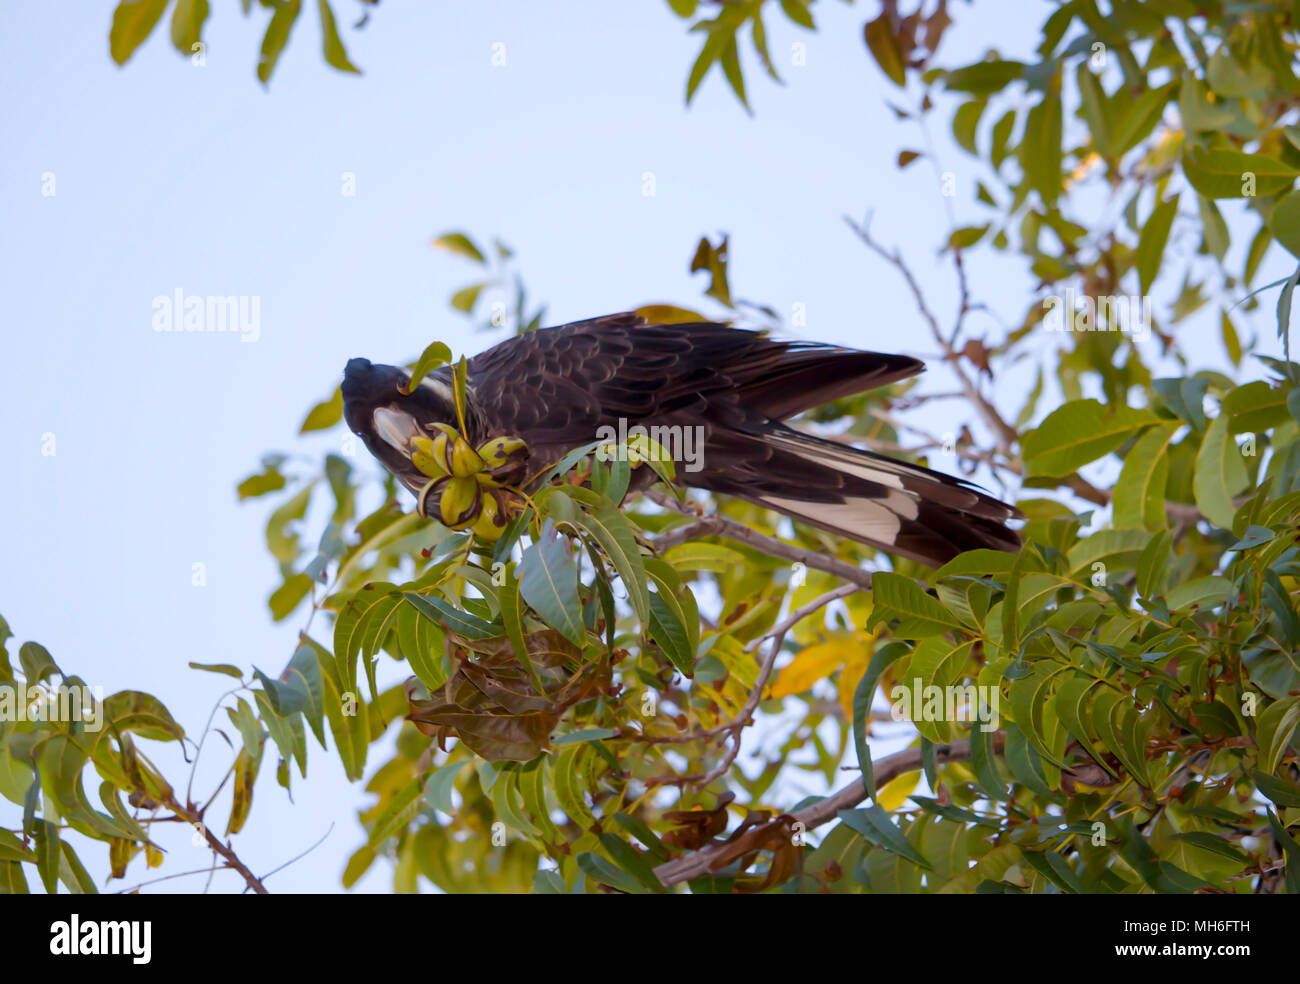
704,425,1020,568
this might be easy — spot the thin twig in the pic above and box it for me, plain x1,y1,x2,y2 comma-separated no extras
845,214,1020,463
652,733,1004,888
162,793,269,895
743,584,862,653
646,496,875,591
252,823,335,890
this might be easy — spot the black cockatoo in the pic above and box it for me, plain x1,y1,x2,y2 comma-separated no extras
341,312,1019,567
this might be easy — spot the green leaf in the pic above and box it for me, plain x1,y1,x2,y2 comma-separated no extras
1113,423,1177,530
450,283,486,313
1254,770,1300,808
32,819,59,895
1178,77,1235,131
644,557,698,677
1164,575,1230,611
498,565,542,693
1193,414,1249,529
99,691,185,744
659,542,746,572
853,642,908,800
257,0,302,86
299,387,343,432
1223,381,1290,432
110,0,170,66
779,0,815,30
1270,189,1300,259
317,0,360,73
170,0,210,56
1020,93,1063,204
944,59,1023,95
867,572,963,638
518,520,585,647
719,35,748,110
1182,148,1298,200
1198,195,1230,262
685,24,728,104
863,13,906,88
268,573,312,621
1257,696,1300,776
19,642,59,685
188,661,244,679
839,806,931,869
930,549,1016,581
402,340,452,394
952,99,986,155
404,592,498,640
1113,82,1176,155
1136,195,1178,295
423,761,465,814
237,466,286,499
570,503,650,625
1076,63,1111,157
1267,810,1300,895
1023,400,1156,477
552,745,595,831
431,232,487,264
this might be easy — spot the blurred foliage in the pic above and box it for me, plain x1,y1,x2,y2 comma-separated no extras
108,0,370,84
5,0,1298,894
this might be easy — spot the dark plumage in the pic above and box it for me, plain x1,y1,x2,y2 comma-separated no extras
341,312,1020,567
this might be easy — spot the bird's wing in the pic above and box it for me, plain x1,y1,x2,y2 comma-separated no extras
467,312,923,443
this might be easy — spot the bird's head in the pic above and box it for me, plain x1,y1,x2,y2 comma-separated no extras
341,357,462,492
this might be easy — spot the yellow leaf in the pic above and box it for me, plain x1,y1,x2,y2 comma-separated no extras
876,770,920,812
837,648,875,724
770,636,863,699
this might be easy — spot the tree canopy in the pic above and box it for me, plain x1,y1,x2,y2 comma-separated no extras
3,0,1300,895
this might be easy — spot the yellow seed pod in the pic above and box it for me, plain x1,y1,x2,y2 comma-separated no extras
410,435,435,457
449,436,484,479
471,491,509,542
439,476,482,529
411,450,447,479
430,431,455,474
416,475,448,520
478,436,528,470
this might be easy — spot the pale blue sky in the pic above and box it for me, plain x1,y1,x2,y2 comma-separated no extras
0,2,1281,893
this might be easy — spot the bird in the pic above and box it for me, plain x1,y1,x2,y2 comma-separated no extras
340,312,1020,567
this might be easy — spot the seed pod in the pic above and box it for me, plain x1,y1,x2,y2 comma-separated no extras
449,436,484,479
471,490,509,542
411,450,447,479
416,474,450,520
439,476,482,529
478,436,528,471
430,430,456,475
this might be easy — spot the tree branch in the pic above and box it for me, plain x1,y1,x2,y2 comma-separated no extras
162,793,269,895
845,214,1020,463
646,494,875,590
653,732,1004,888
743,583,862,652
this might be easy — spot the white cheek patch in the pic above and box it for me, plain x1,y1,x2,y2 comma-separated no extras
418,376,455,404
373,407,420,453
